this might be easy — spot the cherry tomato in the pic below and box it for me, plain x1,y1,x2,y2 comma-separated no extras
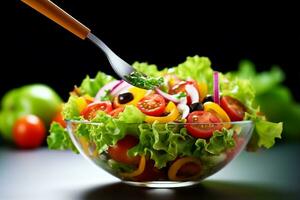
52,112,66,128
107,135,140,165
108,107,125,118
137,94,166,116
186,111,222,138
220,96,246,121
13,115,46,149
133,160,166,181
81,101,112,120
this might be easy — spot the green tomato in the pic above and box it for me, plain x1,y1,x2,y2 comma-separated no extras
0,84,62,141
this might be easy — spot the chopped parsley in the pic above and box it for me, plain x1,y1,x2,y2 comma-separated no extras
125,71,164,90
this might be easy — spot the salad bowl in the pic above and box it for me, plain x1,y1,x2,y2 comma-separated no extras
47,56,282,188
66,120,253,188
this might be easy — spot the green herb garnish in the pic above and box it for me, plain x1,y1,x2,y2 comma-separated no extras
175,92,187,99
125,71,164,89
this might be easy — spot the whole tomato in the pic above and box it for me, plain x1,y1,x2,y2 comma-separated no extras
13,115,46,149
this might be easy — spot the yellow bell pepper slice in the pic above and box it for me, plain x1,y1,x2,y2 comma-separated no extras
75,97,88,113
168,157,202,181
145,101,179,123
203,102,231,128
197,81,208,102
120,155,146,178
127,87,147,106
82,94,94,103
114,87,148,108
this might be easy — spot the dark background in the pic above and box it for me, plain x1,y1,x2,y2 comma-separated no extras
10,1,300,101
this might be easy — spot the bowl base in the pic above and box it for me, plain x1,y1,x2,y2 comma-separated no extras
123,181,201,188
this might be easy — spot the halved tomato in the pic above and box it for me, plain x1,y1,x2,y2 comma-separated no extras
108,107,125,118
220,96,246,121
186,111,222,138
137,94,166,116
81,101,112,120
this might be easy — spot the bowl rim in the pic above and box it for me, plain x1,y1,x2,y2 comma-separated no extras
65,119,253,126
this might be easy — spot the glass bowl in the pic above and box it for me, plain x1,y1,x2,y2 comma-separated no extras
66,120,253,188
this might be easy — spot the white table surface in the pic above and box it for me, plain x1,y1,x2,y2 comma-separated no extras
1,144,299,200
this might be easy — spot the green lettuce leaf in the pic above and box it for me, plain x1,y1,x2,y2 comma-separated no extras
128,122,236,169
232,60,285,95
118,105,145,123
47,122,78,153
132,62,164,77
79,72,115,97
192,128,235,156
246,113,282,150
128,122,194,168
62,95,81,120
255,86,300,139
80,105,145,153
168,56,213,92
89,112,126,153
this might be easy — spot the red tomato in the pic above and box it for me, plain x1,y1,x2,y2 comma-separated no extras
137,94,166,116
134,160,166,181
13,115,46,149
81,101,112,119
220,96,246,121
108,107,125,118
186,111,222,138
52,112,66,128
107,135,140,165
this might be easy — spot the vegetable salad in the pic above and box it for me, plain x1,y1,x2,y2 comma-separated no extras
48,56,282,181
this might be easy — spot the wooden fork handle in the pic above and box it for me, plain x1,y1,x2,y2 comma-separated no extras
21,0,90,39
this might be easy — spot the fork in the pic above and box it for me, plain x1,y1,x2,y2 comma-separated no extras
21,0,135,82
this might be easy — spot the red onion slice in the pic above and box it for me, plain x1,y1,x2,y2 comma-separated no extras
155,88,181,103
111,80,124,92
95,80,120,101
110,81,131,96
213,71,220,104
185,84,199,104
177,103,190,119
179,96,187,105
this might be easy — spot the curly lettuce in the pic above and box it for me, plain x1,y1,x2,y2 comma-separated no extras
47,122,78,153
79,72,115,97
168,56,213,91
78,105,145,153
128,122,236,169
